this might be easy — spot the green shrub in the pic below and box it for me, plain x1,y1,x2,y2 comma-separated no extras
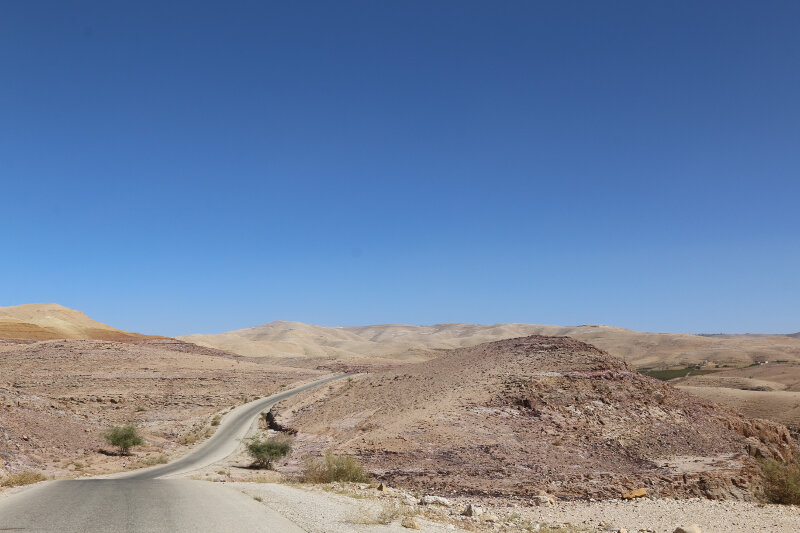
760,457,800,504
103,424,144,455
246,436,292,469
301,451,369,483
0,471,46,487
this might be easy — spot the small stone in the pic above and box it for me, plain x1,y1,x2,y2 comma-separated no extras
401,517,420,529
462,503,484,517
420,495,453,506
531,491,556,507
673,526,702,533
377,482,387,491
622,488,647,499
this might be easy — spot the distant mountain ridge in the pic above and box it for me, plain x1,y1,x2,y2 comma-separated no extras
0,303,153,341
180,320,800,367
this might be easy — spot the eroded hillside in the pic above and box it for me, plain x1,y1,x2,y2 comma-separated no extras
272,336,798,501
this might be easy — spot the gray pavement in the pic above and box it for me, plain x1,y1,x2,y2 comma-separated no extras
0,479,304,532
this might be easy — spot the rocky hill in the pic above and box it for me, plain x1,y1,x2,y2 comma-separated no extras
0,303,153,341
180,321,800,368
273,336,798,501
0,337,322,477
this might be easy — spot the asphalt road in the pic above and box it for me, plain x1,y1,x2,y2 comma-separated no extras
0,479,304,532
0,374,348,532
119,373,347,479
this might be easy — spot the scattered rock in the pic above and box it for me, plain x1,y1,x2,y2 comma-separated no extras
401,517,420,529
462,503,484,517
674,526,702,533
420,495,453,506
402,494,418,505
532,491,556,506
622,488,647,499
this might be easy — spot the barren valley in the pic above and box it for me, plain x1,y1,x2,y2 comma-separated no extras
2,304,800,532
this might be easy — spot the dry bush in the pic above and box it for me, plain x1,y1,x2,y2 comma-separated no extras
246,436,292,469
760,457,800,504
103,424,144,455
178,426,214,445
301,451,369,483
132,454,168,468
1,471,46,488
348,503,409,525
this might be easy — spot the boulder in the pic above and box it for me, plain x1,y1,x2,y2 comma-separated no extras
462,503,484,517
420,495,453,506
401,517,420,529
621,488,647,499
674,526,702,533
531,490,556,506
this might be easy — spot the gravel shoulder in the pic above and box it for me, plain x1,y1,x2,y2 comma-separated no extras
520,497,800,532
231,481,468,533
231,480,800,533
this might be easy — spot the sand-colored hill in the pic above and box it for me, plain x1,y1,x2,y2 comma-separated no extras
180,321,800,367
273,335,797,500
0,303,151,341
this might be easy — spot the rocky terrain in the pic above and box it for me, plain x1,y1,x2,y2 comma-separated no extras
180,320,800,368
0,337,324,478
271,336,798,501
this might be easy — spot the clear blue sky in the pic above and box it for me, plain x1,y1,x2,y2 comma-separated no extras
1,1,798,336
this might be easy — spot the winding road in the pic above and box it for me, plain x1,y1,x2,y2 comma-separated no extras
0,374,347,532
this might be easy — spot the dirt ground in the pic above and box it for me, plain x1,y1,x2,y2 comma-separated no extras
0,338,324,478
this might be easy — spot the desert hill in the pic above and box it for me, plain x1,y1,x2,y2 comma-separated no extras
180,321,800,368
273,335,797,500
0,303,152,341
0,336,322,476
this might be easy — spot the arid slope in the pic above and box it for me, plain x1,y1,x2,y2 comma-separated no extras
0,303,152,341
273,336,797,500
180,321,800,367
0,337,323,478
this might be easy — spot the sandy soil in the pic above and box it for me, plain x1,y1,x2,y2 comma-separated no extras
0,303,154,341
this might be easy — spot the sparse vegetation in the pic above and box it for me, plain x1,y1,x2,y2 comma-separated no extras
131,454,169,469
348,503,409,525
178,426,214,445
246,436,292,469
103,424,144,455
210,415,221,426
760,457,800,504
301,451,369,483
0,471,46,487
640,367,718,381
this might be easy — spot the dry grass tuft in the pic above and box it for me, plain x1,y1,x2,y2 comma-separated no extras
347,502,414,525
760,457,800,504
178,426,214,445
301,451,369,483
1,471,47,488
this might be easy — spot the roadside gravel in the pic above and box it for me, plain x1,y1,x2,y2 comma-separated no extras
519,497,800,533
232,482,468,533
232,480,800,533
